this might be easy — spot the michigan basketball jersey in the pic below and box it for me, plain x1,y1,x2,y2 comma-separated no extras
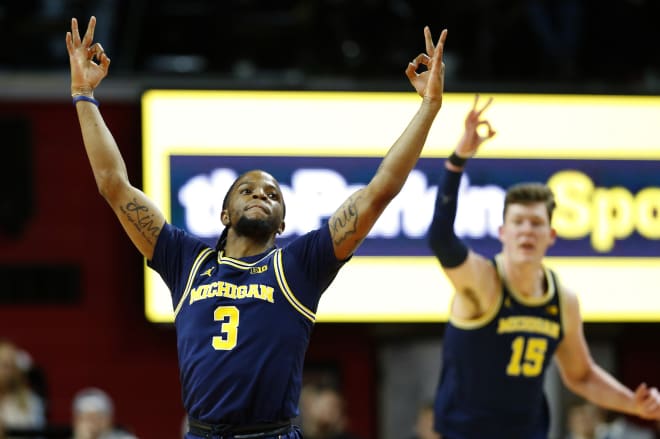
434,255,564,439
148,222,345,425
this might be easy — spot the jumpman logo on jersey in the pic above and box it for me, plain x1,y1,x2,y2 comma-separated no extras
545,305,558,315
201,267,215,277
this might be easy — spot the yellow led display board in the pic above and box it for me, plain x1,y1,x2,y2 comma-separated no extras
142,91,660,323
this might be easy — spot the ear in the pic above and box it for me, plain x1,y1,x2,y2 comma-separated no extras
497,224,505,244
277,220,286,235
548,227,557,247
221,209,231,227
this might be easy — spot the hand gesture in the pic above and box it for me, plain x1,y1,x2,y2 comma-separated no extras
633,383,660,420
65,16,110,97
406,26,447,106
455,94,496,158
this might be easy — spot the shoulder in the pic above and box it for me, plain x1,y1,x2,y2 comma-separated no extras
148,222,213,274
545,267,576,304
283,223,337,260
551,271,579,309
160,222,205,244
156,222,211,254
554,277,583,337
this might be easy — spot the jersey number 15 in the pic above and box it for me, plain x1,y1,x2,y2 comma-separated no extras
506,336,548,377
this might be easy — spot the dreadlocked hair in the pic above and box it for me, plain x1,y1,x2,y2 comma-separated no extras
215,178,241,252
215,227,229,252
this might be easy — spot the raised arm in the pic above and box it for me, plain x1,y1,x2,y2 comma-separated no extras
427,95,497,313
329,26,447,260
555,287,660,420
66,16,165,260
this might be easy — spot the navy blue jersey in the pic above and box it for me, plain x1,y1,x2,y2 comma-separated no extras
434,255,564,439
148,222,345,425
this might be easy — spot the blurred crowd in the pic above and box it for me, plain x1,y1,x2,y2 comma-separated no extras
4,338,660,438
0,338,46,436
564,401,660,439
0,338,135,439
299,384,363,439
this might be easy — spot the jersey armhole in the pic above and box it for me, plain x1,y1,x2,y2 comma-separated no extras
273,249,316,322
173,248,215,319
550,270,566,342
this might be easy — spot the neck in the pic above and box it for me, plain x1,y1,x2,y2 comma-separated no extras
501,257,545,298
223,233,276,258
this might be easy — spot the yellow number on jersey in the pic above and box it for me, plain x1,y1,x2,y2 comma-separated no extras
506,336,548,377
212,306,239,350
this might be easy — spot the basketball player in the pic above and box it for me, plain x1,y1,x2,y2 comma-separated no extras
67,16,447,438
427,95,660,438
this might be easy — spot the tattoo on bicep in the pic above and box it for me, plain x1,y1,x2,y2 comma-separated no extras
120,198,161,245
331,194,361,246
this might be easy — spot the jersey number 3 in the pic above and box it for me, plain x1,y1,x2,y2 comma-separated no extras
506,336,548,377
212,306,240,350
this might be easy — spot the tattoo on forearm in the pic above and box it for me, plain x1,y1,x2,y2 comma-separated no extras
331,194,360,246
120,198,161,245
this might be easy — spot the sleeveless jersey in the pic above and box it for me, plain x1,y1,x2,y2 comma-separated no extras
148,222,346,425
434,255,564,439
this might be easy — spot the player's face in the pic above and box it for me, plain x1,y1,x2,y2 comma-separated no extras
223,170,285,238
498,202,556,266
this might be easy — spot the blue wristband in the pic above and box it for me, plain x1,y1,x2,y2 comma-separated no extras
72,95,99,107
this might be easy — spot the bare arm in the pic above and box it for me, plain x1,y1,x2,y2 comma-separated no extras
427,95,498,316
67,17,165,260
555,287,660,419
329,27,447,260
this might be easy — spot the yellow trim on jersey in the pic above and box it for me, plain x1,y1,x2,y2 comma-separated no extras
273,249,316,322
495,254,556,306
174,248,215,319
552,271,567,341
217,249,278,269
449,288,503,329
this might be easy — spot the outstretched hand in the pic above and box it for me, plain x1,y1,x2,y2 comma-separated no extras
405,26,447,106
454,94,496,158
633,382,660,420
65,16,110,97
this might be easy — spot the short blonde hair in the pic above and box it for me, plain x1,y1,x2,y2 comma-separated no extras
504,183,556,222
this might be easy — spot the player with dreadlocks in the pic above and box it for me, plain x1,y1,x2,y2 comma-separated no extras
67,15,449,439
